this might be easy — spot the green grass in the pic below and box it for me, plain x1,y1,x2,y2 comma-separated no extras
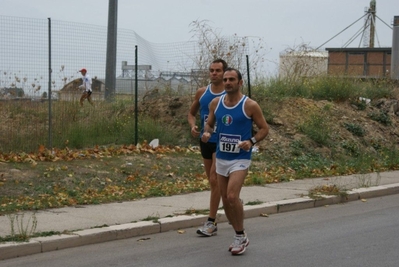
141,214,160,223
298,110,331,146
246,200,263,205
253,76,397,102
0,99,194,153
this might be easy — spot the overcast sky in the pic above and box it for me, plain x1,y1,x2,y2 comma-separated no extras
1,0,397,74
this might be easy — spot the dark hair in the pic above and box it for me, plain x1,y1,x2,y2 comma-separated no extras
225,67,242,80
212,58,228,71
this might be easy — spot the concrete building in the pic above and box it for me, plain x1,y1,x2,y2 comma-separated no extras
279,51,328,78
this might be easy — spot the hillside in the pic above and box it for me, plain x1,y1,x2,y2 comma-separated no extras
140,92,399,161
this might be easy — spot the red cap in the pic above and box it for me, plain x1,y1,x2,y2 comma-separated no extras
79,68,87,73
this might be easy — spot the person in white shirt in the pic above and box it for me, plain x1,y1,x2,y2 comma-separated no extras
78,68,93,106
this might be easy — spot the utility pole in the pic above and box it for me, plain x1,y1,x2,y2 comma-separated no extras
105,0,118,101
392,16,399,80
369,0,376,48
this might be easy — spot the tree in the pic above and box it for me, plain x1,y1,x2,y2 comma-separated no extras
189,19,268,87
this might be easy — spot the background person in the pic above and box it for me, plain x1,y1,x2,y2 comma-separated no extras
78,68,93,106
187,58,227,237
202,67,269,255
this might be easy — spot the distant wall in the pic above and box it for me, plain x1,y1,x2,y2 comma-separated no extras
100,77,194,96
57,76,195,101
326,47,391,78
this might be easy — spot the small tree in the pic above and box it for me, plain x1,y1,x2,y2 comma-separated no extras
279,43,328,82
188,20,268,87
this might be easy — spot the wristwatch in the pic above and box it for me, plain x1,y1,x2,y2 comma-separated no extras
250,137,257,145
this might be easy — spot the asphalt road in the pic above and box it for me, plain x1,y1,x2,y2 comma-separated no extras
2,194,399,267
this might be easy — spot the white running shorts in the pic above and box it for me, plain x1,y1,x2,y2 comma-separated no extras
216,158,251,177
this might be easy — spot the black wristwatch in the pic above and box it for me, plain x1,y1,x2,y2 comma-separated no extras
250,137,257,145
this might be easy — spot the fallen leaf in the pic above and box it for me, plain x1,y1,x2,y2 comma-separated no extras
137,237,151,242
260,213,269,217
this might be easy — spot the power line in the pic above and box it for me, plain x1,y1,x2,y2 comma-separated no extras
316,7,393,50
316,13,368,50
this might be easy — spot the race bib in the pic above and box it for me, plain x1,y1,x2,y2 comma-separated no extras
219,133,241,153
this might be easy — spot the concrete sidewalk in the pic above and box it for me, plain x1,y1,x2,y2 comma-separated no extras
1,171,399,260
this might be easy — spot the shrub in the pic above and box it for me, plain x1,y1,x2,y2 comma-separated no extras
341,140,360,157
298,112,331,146
368,110,392,126
343,122,366,137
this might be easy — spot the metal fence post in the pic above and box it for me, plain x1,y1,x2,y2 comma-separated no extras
135,45,138,145
246,55,251,98
48,17,52,149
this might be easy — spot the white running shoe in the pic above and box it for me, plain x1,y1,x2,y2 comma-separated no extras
196,221,217,237
230,234,249,255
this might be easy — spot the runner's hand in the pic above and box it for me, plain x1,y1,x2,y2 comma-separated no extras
201,131,211,143
238,141,250,152
191,125,200,138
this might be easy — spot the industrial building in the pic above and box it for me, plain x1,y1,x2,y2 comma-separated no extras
279,1,399,80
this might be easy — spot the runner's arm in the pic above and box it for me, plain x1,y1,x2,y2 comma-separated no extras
201,98,218,143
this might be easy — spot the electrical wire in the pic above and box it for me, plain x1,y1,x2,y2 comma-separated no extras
315,13,368,50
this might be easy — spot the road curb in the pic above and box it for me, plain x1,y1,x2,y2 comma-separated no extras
1,183,399,261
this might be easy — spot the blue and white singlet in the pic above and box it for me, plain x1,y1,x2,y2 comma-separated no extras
199,84,225,143
214,95,253,160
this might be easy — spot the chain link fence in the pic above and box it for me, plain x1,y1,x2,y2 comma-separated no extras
0,15,251,152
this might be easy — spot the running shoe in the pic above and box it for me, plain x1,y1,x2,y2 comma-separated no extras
230,234,249,255
196,221,217,237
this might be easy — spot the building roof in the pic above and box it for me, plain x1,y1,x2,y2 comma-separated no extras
325,47,391,52
280,51,328,58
